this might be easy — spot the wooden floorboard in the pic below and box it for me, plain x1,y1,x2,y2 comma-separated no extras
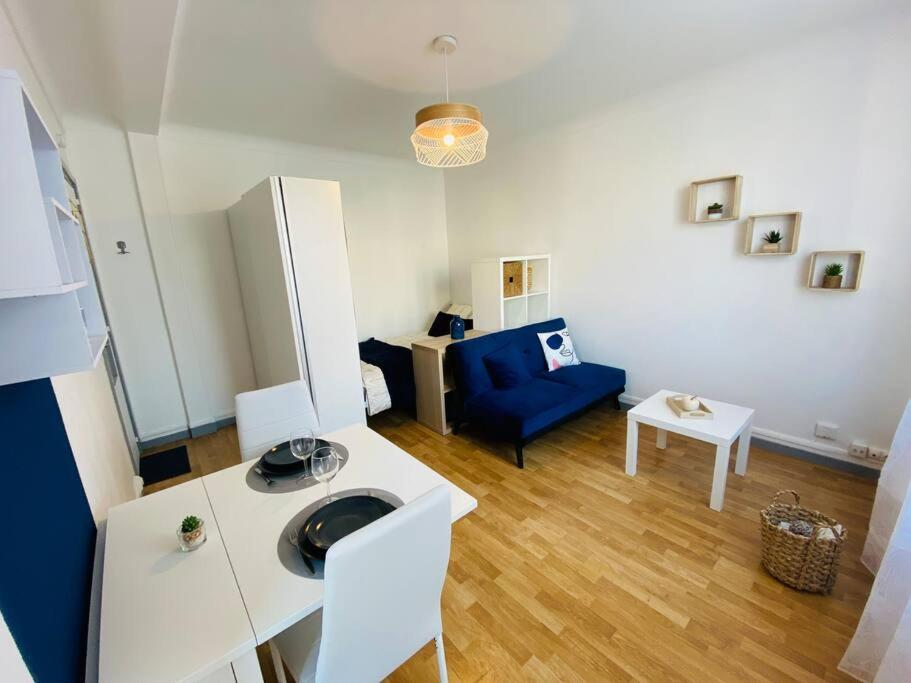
142,404,874,682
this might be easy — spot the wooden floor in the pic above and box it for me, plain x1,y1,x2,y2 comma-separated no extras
143,404,875,682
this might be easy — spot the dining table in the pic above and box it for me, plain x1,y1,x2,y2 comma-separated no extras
99,423,477,682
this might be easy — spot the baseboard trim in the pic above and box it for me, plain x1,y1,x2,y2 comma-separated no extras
139,415,236,451
618,394,880,479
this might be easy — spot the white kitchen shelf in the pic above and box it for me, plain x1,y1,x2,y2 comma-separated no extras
0,70,108,385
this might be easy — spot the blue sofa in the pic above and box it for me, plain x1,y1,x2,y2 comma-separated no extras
447,318,626,467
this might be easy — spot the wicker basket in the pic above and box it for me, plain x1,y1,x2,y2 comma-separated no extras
759,490,846,594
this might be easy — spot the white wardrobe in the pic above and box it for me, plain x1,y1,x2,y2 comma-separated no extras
228,177,365,432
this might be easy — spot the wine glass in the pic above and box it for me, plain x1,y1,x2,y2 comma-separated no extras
290,428,316,480
311,446,340,502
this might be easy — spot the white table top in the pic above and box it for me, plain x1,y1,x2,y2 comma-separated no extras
99,479,257,683
627,390,754,444
201,423,477,643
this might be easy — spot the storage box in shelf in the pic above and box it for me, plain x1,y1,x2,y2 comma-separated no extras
502,261,524,298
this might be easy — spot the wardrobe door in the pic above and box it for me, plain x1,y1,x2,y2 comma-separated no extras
228,178,304,389
279,177,365,431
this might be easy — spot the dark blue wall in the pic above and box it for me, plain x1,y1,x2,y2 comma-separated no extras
0,378,96,682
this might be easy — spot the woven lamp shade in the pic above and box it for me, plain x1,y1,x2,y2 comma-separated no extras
411,103,488,168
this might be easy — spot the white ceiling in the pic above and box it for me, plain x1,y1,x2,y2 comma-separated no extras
3,0,907,157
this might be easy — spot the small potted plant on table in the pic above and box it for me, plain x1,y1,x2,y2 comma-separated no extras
761,229,784,253
707,202,724,220
177,515,206,552
822,263,844,289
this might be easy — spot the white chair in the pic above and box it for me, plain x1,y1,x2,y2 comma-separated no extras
272,485,453,682
235,380,320,462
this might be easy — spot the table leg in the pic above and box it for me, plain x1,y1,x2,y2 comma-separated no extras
710,443,731,512
656,428,667,450
625,417,639,476
735,421,752,476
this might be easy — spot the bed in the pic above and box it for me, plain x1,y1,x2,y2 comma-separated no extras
359,305,472,416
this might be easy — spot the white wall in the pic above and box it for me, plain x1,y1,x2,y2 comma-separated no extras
444,13,911,459
65,119,189,441
126,126,451,431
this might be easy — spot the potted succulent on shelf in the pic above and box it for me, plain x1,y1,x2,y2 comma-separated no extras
707,202,724,219
761,229,784,253
177,515,206,552
822,263,844,289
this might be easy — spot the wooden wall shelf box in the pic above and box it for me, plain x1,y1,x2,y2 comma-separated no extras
744,212,802,256
688,175,743,223
806,251,865,292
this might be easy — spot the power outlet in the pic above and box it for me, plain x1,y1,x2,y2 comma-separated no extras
815,421,839,440
849,441,869,459
868,447,889,462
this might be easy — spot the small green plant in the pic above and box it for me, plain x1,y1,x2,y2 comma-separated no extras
824,263,844,277
180,515,202,534
707,202,723,212
762,230,783,244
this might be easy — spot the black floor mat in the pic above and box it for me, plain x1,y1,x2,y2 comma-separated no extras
139,445,191,485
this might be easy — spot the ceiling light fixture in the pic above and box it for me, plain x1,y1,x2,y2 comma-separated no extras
411,35,488,168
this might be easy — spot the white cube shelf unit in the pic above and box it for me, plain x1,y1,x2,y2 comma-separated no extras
471,255,551,331
688,174,742,223
806,251,865,292
744,212,802,256
0,70,107,385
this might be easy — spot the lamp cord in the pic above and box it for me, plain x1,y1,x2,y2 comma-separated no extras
443,48,450,103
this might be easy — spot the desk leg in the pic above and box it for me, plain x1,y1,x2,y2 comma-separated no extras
626,418,639,476
656,429,667,450
735,421,752,476
710,443,731,512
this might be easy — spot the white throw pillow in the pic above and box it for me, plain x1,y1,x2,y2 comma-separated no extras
537,328,581,371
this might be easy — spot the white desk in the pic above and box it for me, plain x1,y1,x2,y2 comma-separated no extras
625,390,754,511
99,479,259,683
201,423,478,644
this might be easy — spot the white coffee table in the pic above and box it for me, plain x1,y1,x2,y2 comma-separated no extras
625,390,754,511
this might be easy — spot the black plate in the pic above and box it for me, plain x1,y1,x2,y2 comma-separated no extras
259,438,330,475
297,496,396,560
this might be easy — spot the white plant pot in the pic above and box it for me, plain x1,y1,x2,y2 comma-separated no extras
707,212,723,220
761,243,781,253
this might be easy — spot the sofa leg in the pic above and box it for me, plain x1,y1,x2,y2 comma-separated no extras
451,418,461,435
612,393,622,410
515,443,524,469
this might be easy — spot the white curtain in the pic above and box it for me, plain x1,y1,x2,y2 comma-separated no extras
840,399,911,681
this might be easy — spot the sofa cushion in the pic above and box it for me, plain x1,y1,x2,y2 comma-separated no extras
448,318,568,401
542,363,626,392
538,327,582,370
483,344,532,389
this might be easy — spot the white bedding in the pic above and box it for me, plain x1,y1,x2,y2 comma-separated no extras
360,361,391,416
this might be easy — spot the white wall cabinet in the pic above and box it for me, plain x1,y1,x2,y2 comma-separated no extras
471,255,551,331
0,70,107,385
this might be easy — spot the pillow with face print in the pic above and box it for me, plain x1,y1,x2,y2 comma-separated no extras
537,328,581,371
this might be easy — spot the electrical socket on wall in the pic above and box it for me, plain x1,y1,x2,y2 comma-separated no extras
849,440,869,458
815,421,839,440
868,447,889,462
